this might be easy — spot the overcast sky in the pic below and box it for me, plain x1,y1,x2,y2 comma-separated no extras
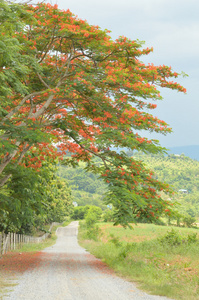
50,0,199,148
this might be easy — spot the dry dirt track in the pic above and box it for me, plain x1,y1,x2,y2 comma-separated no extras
6,221,172,300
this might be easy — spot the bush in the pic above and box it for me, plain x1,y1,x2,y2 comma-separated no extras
72,206,87,220
85,206,102,220
109,234,122,247
158,228,198,246
182,215,196,227
187,233,198,244
158,229,183,246
103,209,115,222
86,225,101,241
85,211,98,228
83,206,103,241
72,205,102,221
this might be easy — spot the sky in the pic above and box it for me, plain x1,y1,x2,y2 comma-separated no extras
50,0,199,148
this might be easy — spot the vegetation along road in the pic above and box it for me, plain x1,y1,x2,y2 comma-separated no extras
6,222,171,300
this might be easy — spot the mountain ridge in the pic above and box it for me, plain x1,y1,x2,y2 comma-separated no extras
167,145,199,161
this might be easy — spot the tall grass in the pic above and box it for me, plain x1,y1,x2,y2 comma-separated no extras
79,222,199,300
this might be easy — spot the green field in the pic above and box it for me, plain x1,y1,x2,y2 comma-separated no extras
79,222,199,300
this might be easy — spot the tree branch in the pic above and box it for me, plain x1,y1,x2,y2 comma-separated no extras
1,91,43,123
36,72,51,89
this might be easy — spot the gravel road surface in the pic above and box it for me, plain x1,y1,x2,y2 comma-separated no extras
6,221,172,300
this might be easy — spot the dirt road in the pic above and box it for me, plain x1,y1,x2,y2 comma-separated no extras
6,221,171,300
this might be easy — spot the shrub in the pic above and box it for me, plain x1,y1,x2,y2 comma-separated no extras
158,228,198,246
72,205,102,220
103,209,115,222
108,234,122,247
85,211,98,228
158,229,183,246
182,215,197,228
85,206,102,220
84,206,102,240
72,206,87,220
86,225,101,241
187,233,198,244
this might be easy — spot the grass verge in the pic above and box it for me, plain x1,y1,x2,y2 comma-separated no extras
78,222,199,300
0,275,16,300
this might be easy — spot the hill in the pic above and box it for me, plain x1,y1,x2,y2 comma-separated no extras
57,161,107,209
57,151,199,219
167,145,199,161
133,152,199,218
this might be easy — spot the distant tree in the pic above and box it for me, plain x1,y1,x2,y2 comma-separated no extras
103,209,115,222
57,163,107,208
0,2,186,226
72,206,87,220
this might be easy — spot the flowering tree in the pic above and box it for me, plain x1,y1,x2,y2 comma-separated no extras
0,2,186,226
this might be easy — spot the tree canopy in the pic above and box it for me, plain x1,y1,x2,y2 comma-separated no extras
0,160,73,233
0,1,186,226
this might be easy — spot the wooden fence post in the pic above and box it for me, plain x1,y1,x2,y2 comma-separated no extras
0,233,2,255
2,233,9,255
13,232,16,250
10,233,12,251
0,222,59,256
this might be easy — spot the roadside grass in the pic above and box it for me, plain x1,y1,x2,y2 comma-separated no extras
15,223,61,253
0,220,71,298
11,220,70,253
0,275,17,300
78,222,199,300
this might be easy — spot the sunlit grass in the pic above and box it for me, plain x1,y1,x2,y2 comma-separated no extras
98,222,199,243
79,222,199,300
